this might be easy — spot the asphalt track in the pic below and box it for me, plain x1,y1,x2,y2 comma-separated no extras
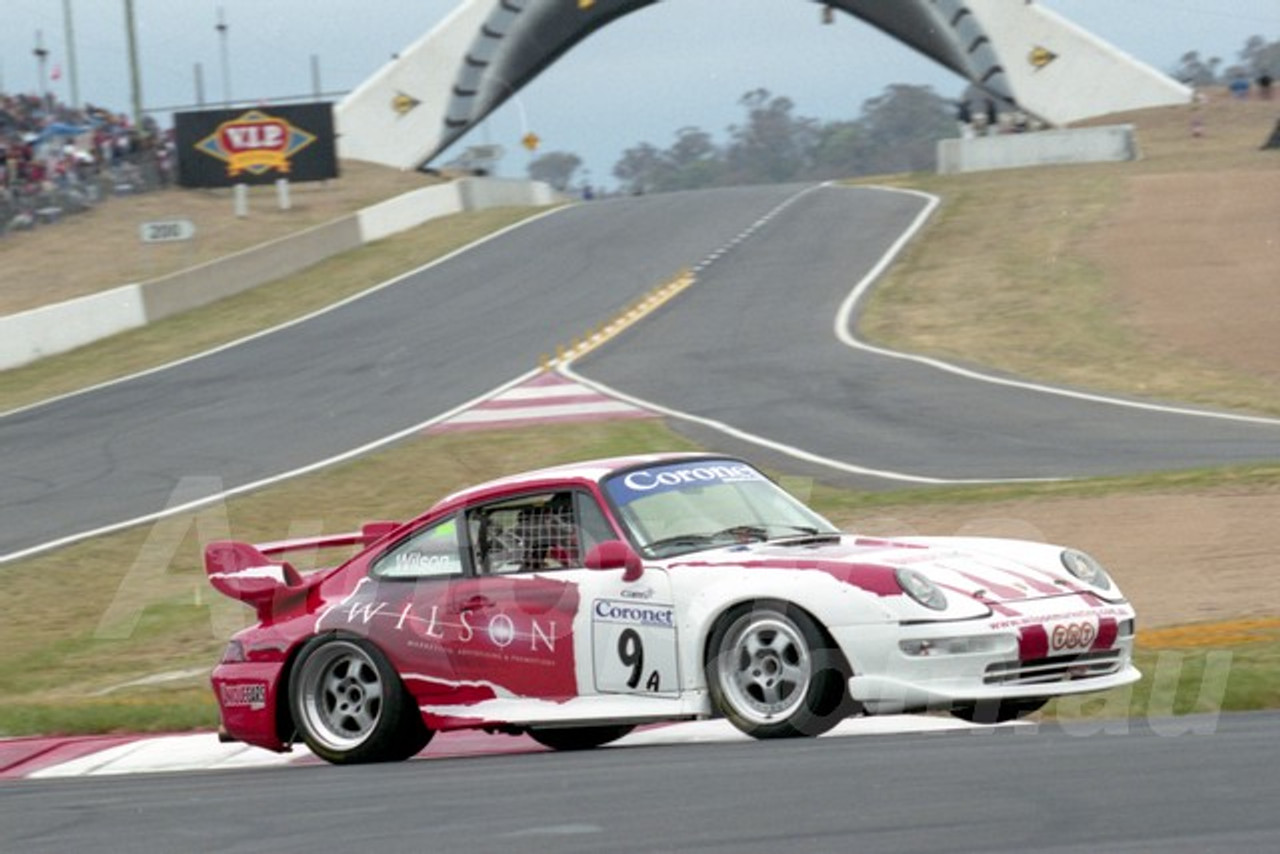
3,713,1277,853
572,184,1280,482
4,182,1280,562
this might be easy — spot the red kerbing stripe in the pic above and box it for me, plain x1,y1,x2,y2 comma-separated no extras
1019,624,1049,660
1092,618,1118,651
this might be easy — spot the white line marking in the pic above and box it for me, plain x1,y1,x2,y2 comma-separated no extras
492,383,600,401
0,207,568,421
837,186,1280,428
0,368,545,565
443,400,643,424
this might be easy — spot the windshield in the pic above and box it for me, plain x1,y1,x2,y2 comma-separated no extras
602,459,838,558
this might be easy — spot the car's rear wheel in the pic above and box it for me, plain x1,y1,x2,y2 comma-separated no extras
527,724,635,751
950,697,1048,724
290,635,432,764
706,602,848,739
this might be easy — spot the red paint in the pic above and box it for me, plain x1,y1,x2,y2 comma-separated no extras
1019,624,1050,660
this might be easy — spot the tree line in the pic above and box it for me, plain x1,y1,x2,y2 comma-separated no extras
527,34,1278,194
529,83,957,195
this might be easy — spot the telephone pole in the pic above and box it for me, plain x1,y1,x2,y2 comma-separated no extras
123,0,144,129
62,0,81,108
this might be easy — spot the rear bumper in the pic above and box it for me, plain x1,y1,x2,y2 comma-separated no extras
211,661,291,753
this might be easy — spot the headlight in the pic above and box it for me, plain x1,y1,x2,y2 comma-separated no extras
895,567,947,610
1060,549,1113,591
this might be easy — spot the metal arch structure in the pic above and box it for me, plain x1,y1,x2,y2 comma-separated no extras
335,0,1191,170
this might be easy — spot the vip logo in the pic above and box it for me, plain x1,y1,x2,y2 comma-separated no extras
196,109,317,177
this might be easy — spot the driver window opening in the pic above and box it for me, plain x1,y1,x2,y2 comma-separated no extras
468,491,615,575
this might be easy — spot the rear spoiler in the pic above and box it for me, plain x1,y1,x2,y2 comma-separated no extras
204,522,400,621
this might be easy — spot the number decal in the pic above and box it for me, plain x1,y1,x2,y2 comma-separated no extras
618,628,644,689
592,599,679,696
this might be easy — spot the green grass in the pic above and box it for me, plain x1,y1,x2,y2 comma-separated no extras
1046,639,1280,727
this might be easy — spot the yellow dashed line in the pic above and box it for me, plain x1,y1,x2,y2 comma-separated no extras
541,269,696,370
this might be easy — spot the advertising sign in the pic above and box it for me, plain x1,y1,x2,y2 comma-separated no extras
175,103,338,188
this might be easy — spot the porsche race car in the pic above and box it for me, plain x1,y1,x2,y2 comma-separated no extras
205,453,1139,764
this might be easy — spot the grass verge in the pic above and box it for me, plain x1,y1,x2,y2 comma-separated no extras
0,205,555,414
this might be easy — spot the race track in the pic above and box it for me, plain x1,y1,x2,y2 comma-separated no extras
3,713,1277,853
3,182,1279,563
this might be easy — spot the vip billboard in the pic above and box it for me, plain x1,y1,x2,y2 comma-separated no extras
175,103,338,188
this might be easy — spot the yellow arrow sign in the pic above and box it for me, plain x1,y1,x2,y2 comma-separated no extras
521,131,540,151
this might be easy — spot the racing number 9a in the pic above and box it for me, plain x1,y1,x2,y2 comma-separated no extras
592,599,679,696
618,628,644,689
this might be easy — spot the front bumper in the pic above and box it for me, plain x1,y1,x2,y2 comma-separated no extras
835,601,1139,714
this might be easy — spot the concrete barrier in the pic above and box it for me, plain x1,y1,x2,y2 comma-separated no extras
140,216,364,321
0,285,146,370
0,178,556,371
937,125,1139,174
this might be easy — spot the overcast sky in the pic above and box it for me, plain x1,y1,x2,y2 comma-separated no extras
2,0,1276,184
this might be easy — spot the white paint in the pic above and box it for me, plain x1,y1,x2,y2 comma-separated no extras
356,183,466,243
138,219,196,243
937,125,1139,175
0,285,147,371
335,0,493,167
967,0,1191,126
24,714,1026,778
442,400,643,425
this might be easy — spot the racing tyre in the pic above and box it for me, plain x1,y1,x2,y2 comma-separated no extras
950,697,1048,724
290,636,432,764
527,725,635,751
706,602,848,739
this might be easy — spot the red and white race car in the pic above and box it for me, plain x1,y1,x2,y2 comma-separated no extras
205,453,1139,764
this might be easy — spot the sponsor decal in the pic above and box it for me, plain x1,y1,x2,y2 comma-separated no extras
392,92,421,116
1029,45,1059,70
195,109,317,177
1049,620,1097,652
989,605,1129,631
337,598,559,654
176,103,336,187
607,461,764,503
592,599,679,695
593,599,675,628
392,551,461,575
220,682,267,708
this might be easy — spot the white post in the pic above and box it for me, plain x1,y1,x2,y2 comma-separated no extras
275,178,291,211
233,183,248,217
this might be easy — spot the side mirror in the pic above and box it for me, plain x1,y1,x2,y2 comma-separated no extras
583,540,645,583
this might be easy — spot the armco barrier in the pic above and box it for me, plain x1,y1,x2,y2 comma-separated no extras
936,125,1139,175
0,178,555,371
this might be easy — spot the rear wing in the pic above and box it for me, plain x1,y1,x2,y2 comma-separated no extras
204,522,400,621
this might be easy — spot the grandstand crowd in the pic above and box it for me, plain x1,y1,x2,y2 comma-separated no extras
1,91,174,237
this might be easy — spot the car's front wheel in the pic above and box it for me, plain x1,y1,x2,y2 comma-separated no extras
527,724,635,751
706,602,848,739
290,635,432,764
